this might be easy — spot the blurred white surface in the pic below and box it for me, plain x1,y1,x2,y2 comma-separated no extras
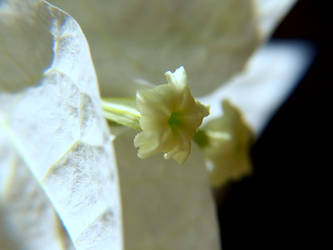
254,0,298,38
199,40,314,135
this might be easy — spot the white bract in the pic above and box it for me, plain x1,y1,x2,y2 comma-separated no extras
0,128,75,250
0,0,307,250
0,1,123,250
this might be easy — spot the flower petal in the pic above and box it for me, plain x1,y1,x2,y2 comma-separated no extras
134,67,209,163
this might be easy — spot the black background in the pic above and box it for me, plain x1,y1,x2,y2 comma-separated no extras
218,1,323,249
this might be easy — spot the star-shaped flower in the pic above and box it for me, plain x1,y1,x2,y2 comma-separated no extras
134,66,209,164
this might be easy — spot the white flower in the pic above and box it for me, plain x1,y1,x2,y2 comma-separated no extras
134,66,209,164
195,100,253,187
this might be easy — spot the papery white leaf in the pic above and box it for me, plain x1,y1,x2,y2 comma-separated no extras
50,0,260,97
0,127,74,250
0,1,123,249
114,131,220,250
199,41,313,135
254,0,298,39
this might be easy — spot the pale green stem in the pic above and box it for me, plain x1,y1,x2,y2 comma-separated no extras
101,98,141,130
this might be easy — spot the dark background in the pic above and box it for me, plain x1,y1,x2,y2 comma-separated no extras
218,1,323,249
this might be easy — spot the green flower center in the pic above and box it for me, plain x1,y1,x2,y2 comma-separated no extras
192,130,209,147
168,111,182,127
